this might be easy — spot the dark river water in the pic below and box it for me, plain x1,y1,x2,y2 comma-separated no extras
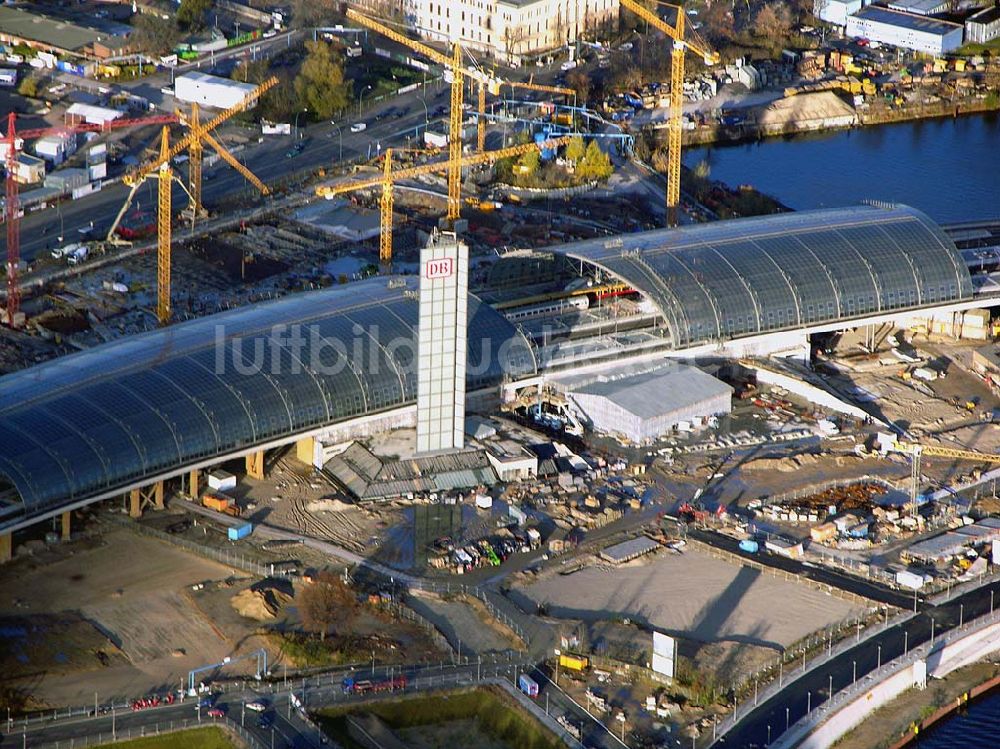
683,112,1000,225
912,687,1000,747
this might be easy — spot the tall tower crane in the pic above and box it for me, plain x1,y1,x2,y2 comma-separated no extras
2,111,177,327
345,9,502,221
107,77,278,245
619,0,718,227
106,78,277,325
882,437,1000,516
315,136,570,267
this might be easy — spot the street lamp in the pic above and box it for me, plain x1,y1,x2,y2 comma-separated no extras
330,123,343,162
358,84,373,115
294,108,308,140
877,644,882,670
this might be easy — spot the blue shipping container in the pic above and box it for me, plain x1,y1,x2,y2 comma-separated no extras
738,539,759,554
518,674,538,698
228,523,253,541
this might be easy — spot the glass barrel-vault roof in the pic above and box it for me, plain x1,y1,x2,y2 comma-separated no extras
554,205,973,348
0,278,536,525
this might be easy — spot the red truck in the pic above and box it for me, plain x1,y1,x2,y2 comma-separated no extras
341,675,407,695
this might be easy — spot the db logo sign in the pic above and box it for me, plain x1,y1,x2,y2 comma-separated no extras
425,258,454,279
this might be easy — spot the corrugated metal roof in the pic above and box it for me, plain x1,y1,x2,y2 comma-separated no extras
571,363,732,421
600,536,660,563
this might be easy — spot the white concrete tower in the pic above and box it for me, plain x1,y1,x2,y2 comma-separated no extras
416,231,468,454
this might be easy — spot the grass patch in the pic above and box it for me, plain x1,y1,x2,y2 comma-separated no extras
270,631,397,668
94,727,236,749
315,687,562,749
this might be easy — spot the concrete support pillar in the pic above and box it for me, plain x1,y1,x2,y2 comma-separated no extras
61,511,71,542
0,532,11,563
188,469,200,499
246,450,265,480
154,480,164,510
129,488,141,519
295,436,315,466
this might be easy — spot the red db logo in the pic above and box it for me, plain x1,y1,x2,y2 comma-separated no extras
425,258,454,279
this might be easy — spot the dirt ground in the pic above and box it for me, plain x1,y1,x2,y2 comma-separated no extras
239,457,401,555
396,718,509,749
411,592,522,655
0,527,265,707
520,547,864,652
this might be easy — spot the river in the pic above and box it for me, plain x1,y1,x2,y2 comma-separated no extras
683,112,1000,225
913,687,1000,746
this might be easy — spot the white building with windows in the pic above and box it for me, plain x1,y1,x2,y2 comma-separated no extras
845,6,964,54
409,0,618,63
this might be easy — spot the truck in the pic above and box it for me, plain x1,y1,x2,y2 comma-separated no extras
738,539,759,554
341,675,407,694
518,674,539,698
558,653,589,672
66,245,89,265
203,493,241,517
52,242,84,260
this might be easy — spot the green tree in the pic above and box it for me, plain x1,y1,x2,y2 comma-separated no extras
131,14,181,57
514,147,540,185
577,140,613,181
294,41,349,120
16,76,39,98
565,136,586,164
176,0,211,31
234,58,296,121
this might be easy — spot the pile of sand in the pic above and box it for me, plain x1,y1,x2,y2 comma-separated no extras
742,453,822,473
306,498,354,513
230,586,292,621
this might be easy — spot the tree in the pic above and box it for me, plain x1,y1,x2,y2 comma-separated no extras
298,570,356,641
176,0,211,31
753,4,793,47
576,140,613,181
294,40,349,120
17,77,39,98
515,147,541,185
235,58,296,121
131,14,181,57
565,136,586,164
290,0,338,28
565,69,591,104
702,3,735,43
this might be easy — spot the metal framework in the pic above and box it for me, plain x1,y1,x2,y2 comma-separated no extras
2,112,177,327
155,128,172,324
315,136,570,264
188,649,267,693
891,439,1000,512
619,0,718,226
346,9,507,224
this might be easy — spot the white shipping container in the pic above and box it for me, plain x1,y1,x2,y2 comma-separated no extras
208,469,237,491
913,367,938,382
475,494,493,509
424,130,448,148
88,162,107,181
896,569,925,590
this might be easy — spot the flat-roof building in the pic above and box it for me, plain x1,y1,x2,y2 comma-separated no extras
557,362,733,443
0,5,131,60
966,5,1000,44
886,0,949,16
846,6,964,54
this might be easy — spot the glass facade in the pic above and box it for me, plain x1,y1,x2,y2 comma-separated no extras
0,278,536,521
558,205,973,347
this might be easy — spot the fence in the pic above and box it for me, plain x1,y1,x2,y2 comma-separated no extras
106,514,294,579
12,716,266,749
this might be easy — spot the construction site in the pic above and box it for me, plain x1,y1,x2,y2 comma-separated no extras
5,4,1000,749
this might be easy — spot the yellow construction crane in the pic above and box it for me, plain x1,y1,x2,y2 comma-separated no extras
619,0,718,227
883,437,1000,513
107,77,278,326
346,9,503,208
107,76,278,245
315,136,570,267
505,78,576,100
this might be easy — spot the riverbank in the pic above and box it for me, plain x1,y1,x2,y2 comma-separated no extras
680,93,1000,148
832,661,1000,749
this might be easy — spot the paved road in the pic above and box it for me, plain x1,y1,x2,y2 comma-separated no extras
2,79,455,266
0,658,628,749
715,579,1000,748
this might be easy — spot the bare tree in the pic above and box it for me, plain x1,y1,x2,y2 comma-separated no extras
299,570,356,641
753,3,793,47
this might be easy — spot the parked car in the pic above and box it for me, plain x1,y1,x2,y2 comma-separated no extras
350,122,367,132
246,700,268,712
207,707,226,718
